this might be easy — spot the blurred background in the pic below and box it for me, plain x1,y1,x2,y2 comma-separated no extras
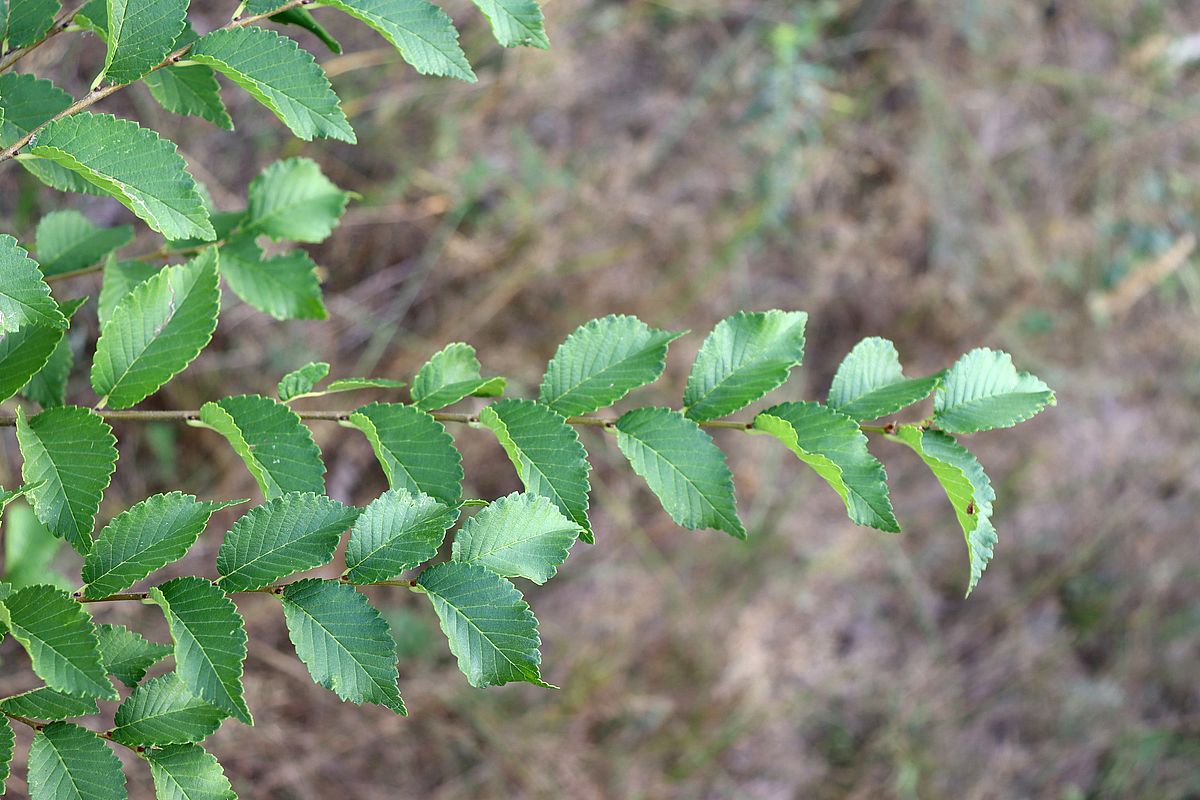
2,0,1200,797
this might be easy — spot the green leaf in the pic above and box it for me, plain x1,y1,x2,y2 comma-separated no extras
0,298,83,404
29,113,215,240
0,234,66,333
753,402,899,532
828,337,942,421
5,0,59,49
478,399,593,542
97,257,158,326
71,0,105,37
341,402,462,506
683,310,807,421
0,687,98,721
277,361,329,401
410,342,505,411
613,407,745,539
34,210,133,277
538,314,682,417
111,673,225,746
91,247,221,409
417,561,548,688
144,65,235,130
470,0,548,48
188,26,355,142
27,722,127,800
280,579,406,714
216,492,359,592
321,377,406,395
272,5,341,52
191,394,326,500
933,348,1056,434
245,157,351,243
17,406,118,555
0,585,116,700
0,72,96,196
890,426,997,595
95,623,172,688
144,744,237,800
82,493,240,599
0,718,12,796
19,303,77,408
98,0,188,85
343,489,456,584
318,0,476,82
150,577,252,724
218,232,326,321
451,492,581,584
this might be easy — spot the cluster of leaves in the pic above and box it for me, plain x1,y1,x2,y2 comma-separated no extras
0,1,1056,798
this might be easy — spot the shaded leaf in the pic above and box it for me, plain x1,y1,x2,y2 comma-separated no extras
144,744,237,800
341,402,462,506
0,233,65,333
344,489,456,584
0,298,82,404
150,577,251,724
216,492,359,592
34,210,133,277
144,65,234,130
683,310,807,421
5,0,58,49
97,257,158,326
452,492,580,584
27,722,127,800
417,561,548,688
218,232,326,321
753,402,899,532
95,623,172,688
111,673,225,746
538,314,681,417
0,687,98,721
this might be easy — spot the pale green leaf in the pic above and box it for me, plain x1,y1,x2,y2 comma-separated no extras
280,578,406,714
34,210,133,277
1,500,66,589
451,492,580,584
683,310,807,421
150,577,251,724
17,406,118,555
191,394,326,500
218,232,326,321
318,0,476,82
95,623,172,688
0,687,97,721
99,0,188,85
145,744,236,800
82,493,240,599
341,402,462,506
478,398,592,541
470,0,548,48
19,320,74,408
277,361,329,401
828,337,942,421
27,722,127,800
91,247,221,409
0,234,65,333
321,377,406,395
410,342,506,411
188,26,355,142
614,407,744,539
216,492,359,592
0,585,116,700
538,314,682,417
416,561,548,688
1,298,83,404
5,0,59,49
343,488,456,584
933,348,1056,434
0,73,96,196
111,673,225,746
97,257,158,326
753,401,899,532
29,113,215,240
245,157,351,243
144,65,234,130
890,426,998,595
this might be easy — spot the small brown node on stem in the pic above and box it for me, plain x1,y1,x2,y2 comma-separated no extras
883,422,897,434
966,501,976,515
